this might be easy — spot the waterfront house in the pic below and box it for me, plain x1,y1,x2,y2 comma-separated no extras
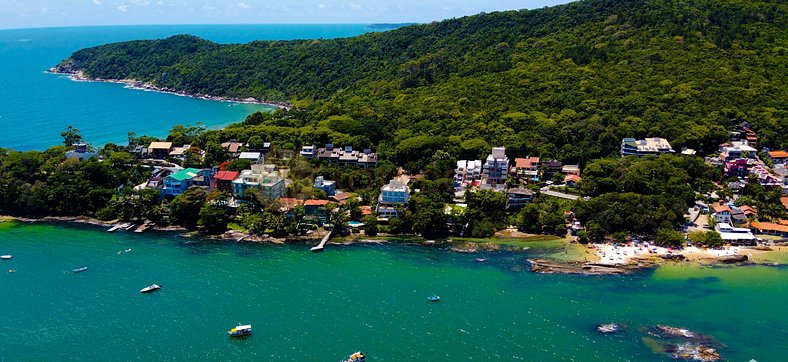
506,188,535,210
232,164,285,200
162,168,210,197
135,166,179,191
313,176,337,197
212,171,239,193
377,178,410,219
512,157,540,183
238,151,264,165
65,143,97,161
147,142,173,159
278,197,303,219
482,147,510,188
750,220,788,237
304,199,330,224
730,208,747,225
712,202,732,224
767,150,788,164
620,137,674,157
300,145,317,158
715,223,756,244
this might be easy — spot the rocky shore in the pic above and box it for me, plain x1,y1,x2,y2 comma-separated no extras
527,258,657,275
47,67,293,109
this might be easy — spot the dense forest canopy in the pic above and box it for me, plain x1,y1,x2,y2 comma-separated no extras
56,0,787,164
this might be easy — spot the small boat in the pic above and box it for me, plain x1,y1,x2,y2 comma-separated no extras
72,267,88,273
475,258,488,262
1,255,12,260
341,352,365,362
427,295,441,302
124,248,132,253
140,284,161,293
228,324,252,337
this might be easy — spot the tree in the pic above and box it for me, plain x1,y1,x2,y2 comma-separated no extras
169,188,208,230
362,215,378,236
655,228,684,248
198,203,228,233
61,125,82,146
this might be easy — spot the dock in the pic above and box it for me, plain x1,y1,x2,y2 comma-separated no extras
108,223,131,232
134,221,153,233
310,228,333,252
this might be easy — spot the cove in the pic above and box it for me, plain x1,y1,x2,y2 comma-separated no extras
1,221,785,361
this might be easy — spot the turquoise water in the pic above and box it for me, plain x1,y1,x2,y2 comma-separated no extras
1,222,785,361
0,25,375,150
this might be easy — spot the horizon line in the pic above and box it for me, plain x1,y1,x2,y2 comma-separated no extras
0,22,426,32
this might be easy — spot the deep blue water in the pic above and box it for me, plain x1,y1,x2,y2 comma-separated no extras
0,25,375,150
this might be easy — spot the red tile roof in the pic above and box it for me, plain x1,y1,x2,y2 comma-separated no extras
564,174,581,183
304,199,329,206
514,157,540,169
750,221,788,233
738,205,758,215
712,203,732,214
782,197,788,210
767,150,788,159
360,206,373,215
214,171,240,181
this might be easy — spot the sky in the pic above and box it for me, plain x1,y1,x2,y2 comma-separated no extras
0,0,573,30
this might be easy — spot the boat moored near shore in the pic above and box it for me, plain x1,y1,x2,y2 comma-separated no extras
341,352,365,362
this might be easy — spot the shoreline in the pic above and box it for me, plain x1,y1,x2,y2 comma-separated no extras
46,69,293,109
3,216,785,274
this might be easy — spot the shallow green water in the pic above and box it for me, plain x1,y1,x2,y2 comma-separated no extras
1,222,785,361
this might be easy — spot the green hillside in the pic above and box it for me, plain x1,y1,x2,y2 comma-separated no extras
56,0,787,164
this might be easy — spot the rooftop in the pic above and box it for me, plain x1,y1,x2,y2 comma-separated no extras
169,168,200,181
768,150,788,159
514,157,540,168
750,221,788,233
148,141,173,150
214,171,240,181
304,199,330,206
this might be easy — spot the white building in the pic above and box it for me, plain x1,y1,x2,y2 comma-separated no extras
238,151,264,165
232,164,285,200
454,160,482,187
377,178,410,219
715,223,756,243
483,147,510,188
620,137,674,157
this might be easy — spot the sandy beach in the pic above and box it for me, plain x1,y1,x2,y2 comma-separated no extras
592,242,787,265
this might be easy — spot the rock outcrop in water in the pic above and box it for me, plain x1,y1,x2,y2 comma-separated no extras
714,254,748,264
643,325,723,361
528,258,656,275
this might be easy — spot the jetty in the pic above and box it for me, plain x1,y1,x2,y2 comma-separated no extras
134,221,154,233
310,228,333,252
108,223,131,232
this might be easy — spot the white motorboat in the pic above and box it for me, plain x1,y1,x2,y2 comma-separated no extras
1,255,12,260
140,284,161,293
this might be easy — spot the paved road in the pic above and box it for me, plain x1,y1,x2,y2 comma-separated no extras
540,186,581,200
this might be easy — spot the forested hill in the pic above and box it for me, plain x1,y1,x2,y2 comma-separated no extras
55,0,786,162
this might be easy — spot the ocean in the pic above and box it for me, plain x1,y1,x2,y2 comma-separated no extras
1,221,786,361
0,24,376,151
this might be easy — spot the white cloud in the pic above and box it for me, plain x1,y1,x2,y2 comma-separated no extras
92,0,103,5
317,3,326,9
130,0,151,5
348,3,361,10
237,2,251,9
203,5,216,11
117,4,128,12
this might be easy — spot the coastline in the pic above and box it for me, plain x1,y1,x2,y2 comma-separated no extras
46,69,293,109
3,215,785,274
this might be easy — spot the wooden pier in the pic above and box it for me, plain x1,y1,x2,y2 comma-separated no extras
310,228,333,252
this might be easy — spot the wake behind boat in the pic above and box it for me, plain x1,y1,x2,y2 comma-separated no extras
140,284,161,293
72,267,88,273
